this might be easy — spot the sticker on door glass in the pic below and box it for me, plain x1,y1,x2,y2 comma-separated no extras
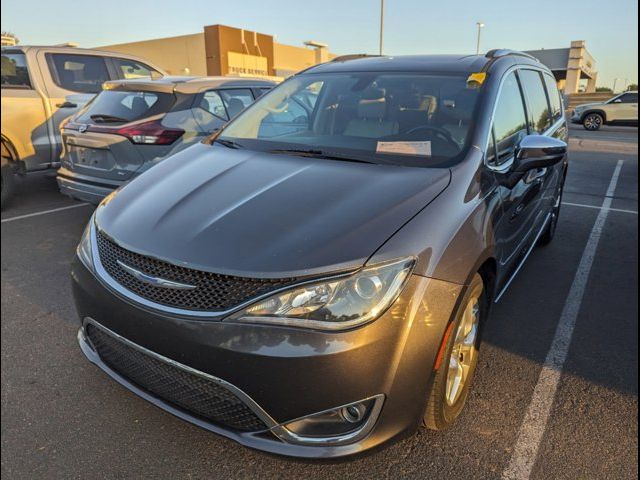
376,141,432,156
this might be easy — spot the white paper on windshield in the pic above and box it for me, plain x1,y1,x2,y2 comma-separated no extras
376,141,432,156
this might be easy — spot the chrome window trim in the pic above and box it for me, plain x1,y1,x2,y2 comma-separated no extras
484,65,566,173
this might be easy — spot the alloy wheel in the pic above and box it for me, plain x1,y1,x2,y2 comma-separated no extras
584,114,603,130
445,294,480,406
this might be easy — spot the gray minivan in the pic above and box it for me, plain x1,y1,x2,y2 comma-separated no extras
72,51,568,458
57,76,274,203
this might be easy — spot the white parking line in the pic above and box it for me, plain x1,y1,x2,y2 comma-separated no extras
1,203,90,224
562,201,638,215
502,159,625,480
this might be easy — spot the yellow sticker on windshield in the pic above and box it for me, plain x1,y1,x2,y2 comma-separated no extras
467,72,487,87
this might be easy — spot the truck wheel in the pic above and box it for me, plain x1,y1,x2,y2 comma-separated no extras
583,113,603,131
1,156,16,209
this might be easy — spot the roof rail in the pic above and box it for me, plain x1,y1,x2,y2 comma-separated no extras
485,49,538,61
331,54,381,63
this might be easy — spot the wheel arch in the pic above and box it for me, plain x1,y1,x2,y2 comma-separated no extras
582,109,607,123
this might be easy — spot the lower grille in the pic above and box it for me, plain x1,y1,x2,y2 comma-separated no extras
86,323,268,432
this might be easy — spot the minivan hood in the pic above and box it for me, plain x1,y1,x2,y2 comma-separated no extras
95,143,450,278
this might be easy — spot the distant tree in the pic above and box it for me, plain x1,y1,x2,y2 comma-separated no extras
596,87,613,93
627,84,638,92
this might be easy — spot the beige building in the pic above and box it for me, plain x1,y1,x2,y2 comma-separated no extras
99,24,334,81
525,41,598,94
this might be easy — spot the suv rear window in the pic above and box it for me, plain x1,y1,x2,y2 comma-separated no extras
47,53,110,93
1,51,31,88
76,90,175,124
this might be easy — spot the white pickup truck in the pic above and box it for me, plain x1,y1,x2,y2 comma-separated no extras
1,45,164,207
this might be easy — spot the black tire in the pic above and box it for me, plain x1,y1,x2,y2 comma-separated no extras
423,273,486,430
1,156,16,210
583,112,604,131
539,171,566,246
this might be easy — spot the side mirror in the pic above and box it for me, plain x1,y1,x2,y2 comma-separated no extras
513,135,567,173
613,99,623,103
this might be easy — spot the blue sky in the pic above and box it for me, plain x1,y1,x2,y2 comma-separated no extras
2,0,637,88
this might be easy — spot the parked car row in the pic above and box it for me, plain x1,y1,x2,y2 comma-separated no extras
72,50,570,458
1,45,273,207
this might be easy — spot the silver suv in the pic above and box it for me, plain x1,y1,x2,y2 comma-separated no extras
1,45,164,207
57,76,274,204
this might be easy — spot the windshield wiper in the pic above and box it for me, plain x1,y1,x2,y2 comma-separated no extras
90,114,130,123
268,148,374,164
215,138,243,149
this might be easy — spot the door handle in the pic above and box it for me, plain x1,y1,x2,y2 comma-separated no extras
56,101,78,108
524,168,547,184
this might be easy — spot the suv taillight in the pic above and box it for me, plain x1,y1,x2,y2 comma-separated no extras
115,120,184,145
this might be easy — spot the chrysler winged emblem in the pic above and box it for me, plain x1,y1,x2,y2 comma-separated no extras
116,260,197,290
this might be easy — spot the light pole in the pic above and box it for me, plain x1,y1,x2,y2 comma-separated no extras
379,0,385,55
476,22,485,55
613,78,620,92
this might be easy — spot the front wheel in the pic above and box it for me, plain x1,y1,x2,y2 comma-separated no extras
583,112,603,131
423,273,486,430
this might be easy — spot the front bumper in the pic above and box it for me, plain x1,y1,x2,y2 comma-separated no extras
570,110,584,123
57,167,124,205
71,257,462,458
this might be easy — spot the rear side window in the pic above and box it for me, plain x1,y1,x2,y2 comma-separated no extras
489,71,528,167
48,54,110,93
76,90,174,124
543,74,563,121
256,87,272,97
218,89,254,118
617,93,638,104
112,58,156,79
200,90,229,120
1,51,31,88
519,70,552,133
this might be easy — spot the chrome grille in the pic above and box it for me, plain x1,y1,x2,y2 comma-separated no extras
86,323,268,432
96,230,296,312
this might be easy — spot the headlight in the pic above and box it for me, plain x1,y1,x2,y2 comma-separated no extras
77,215,95,271
227,258,415,330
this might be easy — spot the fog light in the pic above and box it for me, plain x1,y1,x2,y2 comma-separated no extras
275,395,384,446
340,404,366,423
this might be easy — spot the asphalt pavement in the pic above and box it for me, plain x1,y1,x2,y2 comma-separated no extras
1,125,638,479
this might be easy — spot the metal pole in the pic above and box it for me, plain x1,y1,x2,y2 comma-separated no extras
379,0,385,55
476,22,484,55
613,78,619,92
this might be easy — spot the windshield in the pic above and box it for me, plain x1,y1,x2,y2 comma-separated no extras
218,72,482,167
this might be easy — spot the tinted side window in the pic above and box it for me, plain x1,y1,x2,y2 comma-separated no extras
113,58,156,79
1,52,31,88
619,93,638,104
48,54,110,93
543,73,562,121
519,70,552,133
200,90,228,120
219,89,254,118
490,72,528,167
